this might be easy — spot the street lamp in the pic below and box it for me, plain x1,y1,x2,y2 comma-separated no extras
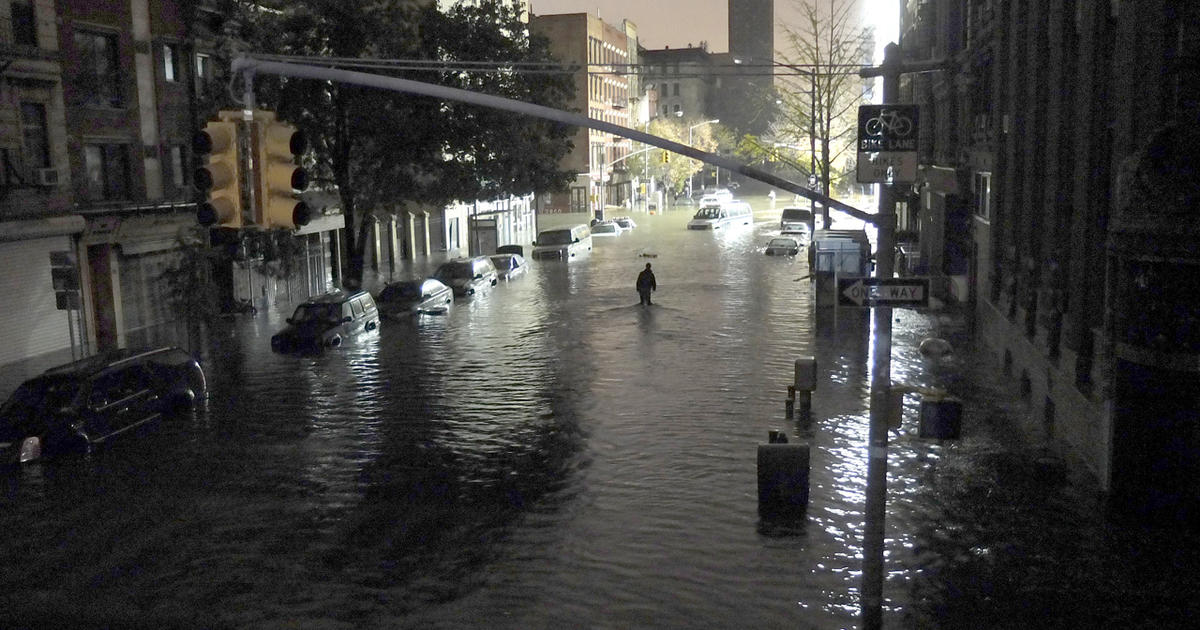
687,119,719,199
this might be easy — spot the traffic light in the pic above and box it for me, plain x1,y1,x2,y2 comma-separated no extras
193,121,242,227
253,113,311,229
662,151,671,164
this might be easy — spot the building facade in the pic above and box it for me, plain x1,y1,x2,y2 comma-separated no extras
900,0,1200,518
530,12,636,216
724,0,773,135
0,0,352,378
0,0,78,369
641,45,715,121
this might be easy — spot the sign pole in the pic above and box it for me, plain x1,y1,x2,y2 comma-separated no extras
861,42,902,630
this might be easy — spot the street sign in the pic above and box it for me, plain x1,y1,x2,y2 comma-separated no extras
857,105,919,152
837,276,930,308
856,151,918,184
857,104,919,184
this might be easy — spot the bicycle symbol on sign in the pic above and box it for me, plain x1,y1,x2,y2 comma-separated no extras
864,108,914,138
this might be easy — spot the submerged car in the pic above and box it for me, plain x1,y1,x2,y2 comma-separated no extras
489,253,528,280
434,256,499,296
780,207,814,241
591,221,623,235
0,347,206,465
271,290,380,352
613,216,638,230
765,237,801,256
376,279,453,318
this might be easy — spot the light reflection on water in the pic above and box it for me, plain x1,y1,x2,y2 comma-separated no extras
2,207,1196,628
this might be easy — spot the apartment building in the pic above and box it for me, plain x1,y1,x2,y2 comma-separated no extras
530,12,636,215
900,0,1200,518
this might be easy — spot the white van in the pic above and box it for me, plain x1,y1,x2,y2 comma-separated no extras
724,201,753,226
532,224,592,260
687,204,729,230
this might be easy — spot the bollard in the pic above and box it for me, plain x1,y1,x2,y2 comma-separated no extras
886,389,905,430
758,441,810,514
768,429,789,444
918,396,963,439
795,390,813,424
794,356,817,393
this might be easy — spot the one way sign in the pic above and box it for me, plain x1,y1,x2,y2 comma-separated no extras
837,277,930,308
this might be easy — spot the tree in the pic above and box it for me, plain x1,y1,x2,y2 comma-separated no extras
739,0,872,222
237,0,575,288
627,117,732,198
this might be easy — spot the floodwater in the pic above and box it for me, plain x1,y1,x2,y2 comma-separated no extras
1,204,1196,629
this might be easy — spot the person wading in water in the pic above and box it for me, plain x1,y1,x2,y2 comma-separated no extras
636,263,657,305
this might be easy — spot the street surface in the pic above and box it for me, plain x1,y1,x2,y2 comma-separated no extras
1,199,1196,628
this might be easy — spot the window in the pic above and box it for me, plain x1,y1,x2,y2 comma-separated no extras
0,148,11,186
163,43,179,82
973,172,991,221
169,145,185,189
20,102,49,171
195,53,212,95
83,144,131,201
11,0,36,47
673,82,680,96
75,31,121,106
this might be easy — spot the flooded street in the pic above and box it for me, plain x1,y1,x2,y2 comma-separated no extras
2,204,1197,629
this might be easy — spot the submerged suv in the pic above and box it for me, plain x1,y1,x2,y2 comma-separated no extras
0,347,207,465
433,257,499,296
271,290,380,352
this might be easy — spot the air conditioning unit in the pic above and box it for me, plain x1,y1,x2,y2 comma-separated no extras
35,167,60,187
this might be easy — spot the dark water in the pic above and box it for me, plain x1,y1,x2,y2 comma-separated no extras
2,206,1196,629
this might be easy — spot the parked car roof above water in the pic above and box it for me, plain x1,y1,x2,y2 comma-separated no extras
376,278,453,317
489,253,528,279
765,237,801,256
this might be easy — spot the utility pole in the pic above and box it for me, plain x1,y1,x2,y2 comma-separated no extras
857,42,945,630
859,42,900,630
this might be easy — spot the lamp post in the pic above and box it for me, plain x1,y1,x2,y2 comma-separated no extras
687,119,720,199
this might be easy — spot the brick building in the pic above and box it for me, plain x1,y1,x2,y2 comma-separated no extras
0,0,347,377
530,12,637,216
900,0,1200,517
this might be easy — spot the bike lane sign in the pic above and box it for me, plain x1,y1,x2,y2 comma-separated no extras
857,104,919,183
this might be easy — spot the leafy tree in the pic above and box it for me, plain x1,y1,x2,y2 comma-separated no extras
739,0,872,222
626,117,732,198
238,0,575,288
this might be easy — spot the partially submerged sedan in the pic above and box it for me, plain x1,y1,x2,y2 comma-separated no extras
489,253,528,280
376,278,453,318
591,221,623,236
765,237,801,256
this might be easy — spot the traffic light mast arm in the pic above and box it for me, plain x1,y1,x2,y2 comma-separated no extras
232,55,878,226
